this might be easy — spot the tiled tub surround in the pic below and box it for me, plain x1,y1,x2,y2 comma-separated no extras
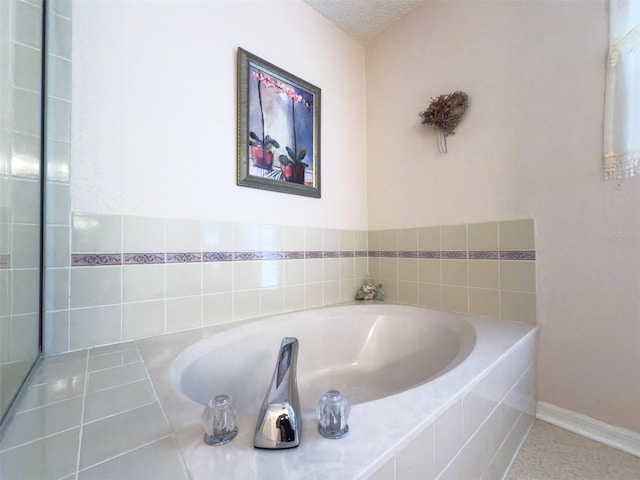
0,303,536,479
368,219,536,323
53,214,536,355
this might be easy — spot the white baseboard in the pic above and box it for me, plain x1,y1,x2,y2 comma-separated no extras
536,401,640,457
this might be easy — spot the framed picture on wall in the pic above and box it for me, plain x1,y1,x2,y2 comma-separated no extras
237,47,321,198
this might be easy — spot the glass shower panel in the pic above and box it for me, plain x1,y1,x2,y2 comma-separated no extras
0,0,43,423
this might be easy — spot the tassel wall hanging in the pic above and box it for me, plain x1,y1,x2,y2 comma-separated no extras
419,91,469,154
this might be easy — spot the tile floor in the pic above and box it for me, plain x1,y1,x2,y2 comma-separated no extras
507,420,640,480
0,342,188,480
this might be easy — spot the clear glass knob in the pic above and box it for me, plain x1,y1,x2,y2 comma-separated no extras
316,390,350,439
202,394,238,445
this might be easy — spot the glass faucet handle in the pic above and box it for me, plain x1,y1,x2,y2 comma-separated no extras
202,394,238,445
316,390,350,439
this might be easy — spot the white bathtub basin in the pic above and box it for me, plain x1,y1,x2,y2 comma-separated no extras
171,303,476,415
150,303,536,479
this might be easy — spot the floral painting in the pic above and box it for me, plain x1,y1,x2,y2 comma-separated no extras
237,48,321,198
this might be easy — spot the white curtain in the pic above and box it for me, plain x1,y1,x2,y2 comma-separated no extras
604,0,640,179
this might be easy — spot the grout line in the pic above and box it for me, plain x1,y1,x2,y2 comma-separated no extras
81,400,157,427
0,424,81,454
74,349,89,479
76,434,172,474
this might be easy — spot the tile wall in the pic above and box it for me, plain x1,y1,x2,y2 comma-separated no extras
41,0,73,356
0,0,45,414
49,214,536,355
368,219,536,323
45,213,370,353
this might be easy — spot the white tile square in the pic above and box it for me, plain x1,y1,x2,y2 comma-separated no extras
0,396,83,450
166,296,201,333
79,403,171,470
78,436,187,480
122,300,166,340
69,305,122,350
434,399,464,475
0,428,79,480
83,379,156,423
396,425,435,480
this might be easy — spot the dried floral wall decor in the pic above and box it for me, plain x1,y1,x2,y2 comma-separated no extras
419,91,469,154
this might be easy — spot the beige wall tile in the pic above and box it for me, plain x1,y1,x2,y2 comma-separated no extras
122,301,165,340
70,305,121,350
166,218,200,252
368,230,381,251
284,285,305,311
419,283,442,309
500,261,536,293
339,257,355,280
304,258,323,284
260,224,283,251
468,260,499,289
166,263,201,298
166,296,201,332
260,260,283,288
284,226,305,251
418,226,441,251
399,258,418,282
70,266,121,308
501,291,536,323
442,259,467,286
202,293,233,326
72,213,121,253
380,257,398,280
442,285,468,313
323,281,340,305
305,227,323,251
202,262,232,294
260,287,284,316
233,290,261,321
233,222,260,251
123,264,164,302
469,288,500,317
398,228,418,251
233,261,261,291
323,258,339,282
399,281,419,305
339,229,355,251
468,222,498,251
283,259,305,286
441,224,467,251
323,228,340,251
123,216,165,253
499,219,535,251
418,259,441,283
202,220,233,251
380,229,398,251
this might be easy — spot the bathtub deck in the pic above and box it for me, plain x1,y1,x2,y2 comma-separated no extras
0,305,537,480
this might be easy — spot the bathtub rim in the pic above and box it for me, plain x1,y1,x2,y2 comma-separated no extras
137,301,537,480
169,302,478,409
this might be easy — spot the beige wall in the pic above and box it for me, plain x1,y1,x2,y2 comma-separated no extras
71,0,368,230
366,0,640,432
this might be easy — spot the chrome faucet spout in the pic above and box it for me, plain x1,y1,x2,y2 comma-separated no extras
254,337,301,449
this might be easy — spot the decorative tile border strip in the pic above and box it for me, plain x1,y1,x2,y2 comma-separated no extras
167,253,202,263
469,251,500,260
123,253,165,265
71,254,122,266
500,250,536,261
71,249,535,266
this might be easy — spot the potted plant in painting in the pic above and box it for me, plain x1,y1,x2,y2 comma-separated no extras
279,146,307,184
249,131,280,170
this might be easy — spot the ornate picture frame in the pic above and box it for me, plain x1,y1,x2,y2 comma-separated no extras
237,47,321,198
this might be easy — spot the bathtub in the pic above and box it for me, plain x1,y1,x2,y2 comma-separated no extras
141,303,537,480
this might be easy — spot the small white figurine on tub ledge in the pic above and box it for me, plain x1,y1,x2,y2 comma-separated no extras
355,278,378,300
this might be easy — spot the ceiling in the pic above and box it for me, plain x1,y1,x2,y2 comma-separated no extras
302,0,428,45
